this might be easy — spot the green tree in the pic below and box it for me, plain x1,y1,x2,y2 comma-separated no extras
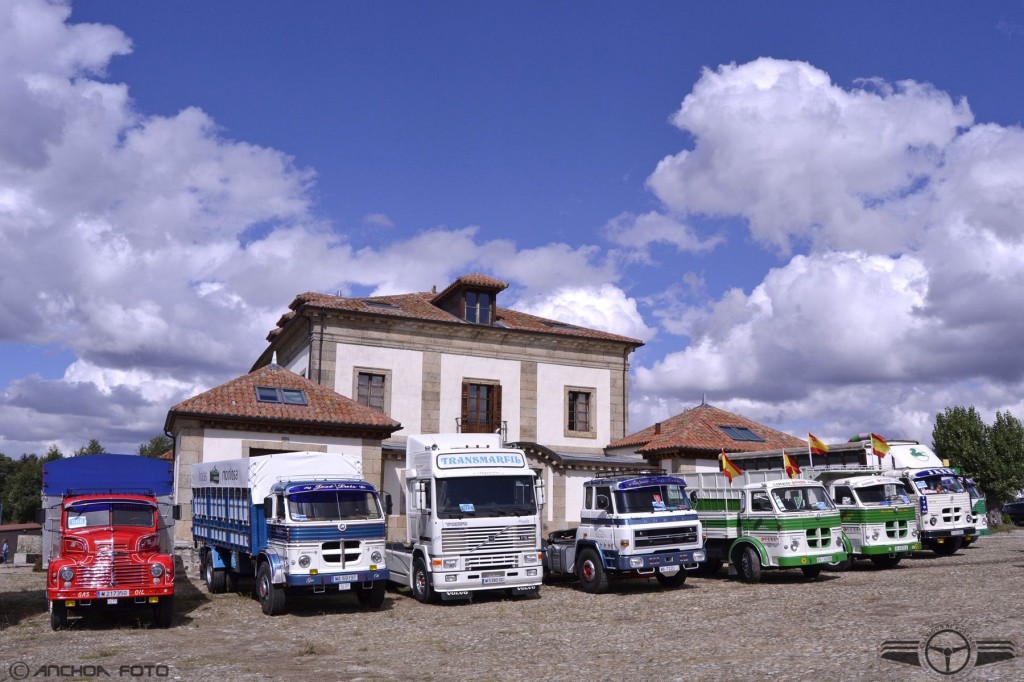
74,439,105,456
137,435,173,459
933,406,1024,506
0,453,14,523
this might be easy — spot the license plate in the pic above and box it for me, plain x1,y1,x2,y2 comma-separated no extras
951,530,964,536
332,574,358,583
98,590,129,598
895,545,909,551
481,571,504,578
482,577,506,585
337,584,351,591
106,599,119,604
816,556,832,564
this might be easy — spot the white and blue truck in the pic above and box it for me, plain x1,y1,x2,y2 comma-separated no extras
385,434,544,603
542,474,705,593
191,452,389,615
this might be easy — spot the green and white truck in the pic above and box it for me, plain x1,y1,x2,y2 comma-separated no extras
689,469,847,583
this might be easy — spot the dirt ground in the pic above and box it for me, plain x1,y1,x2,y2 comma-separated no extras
1,530,1022,681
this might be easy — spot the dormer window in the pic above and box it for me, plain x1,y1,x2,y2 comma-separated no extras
465,290,492,325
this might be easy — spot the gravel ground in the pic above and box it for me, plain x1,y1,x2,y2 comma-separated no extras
1,530,1021,682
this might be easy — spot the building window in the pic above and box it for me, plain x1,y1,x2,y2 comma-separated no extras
255,386,308,405
353,368,392,414
461,381,502,433
465,291,492,325
719,426,765,442
357,372,386,412
565,386,597,439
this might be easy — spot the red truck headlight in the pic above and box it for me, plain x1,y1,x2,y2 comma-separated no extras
59,567,75,582
150,564,165,578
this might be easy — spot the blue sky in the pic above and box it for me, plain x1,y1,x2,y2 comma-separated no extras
2,0,1024,457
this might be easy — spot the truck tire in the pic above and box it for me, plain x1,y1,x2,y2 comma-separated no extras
152,595,173,629
50,600,68,631
576,548,609,594
411,558,435,604
204,553,226,594
869,555,901,568
735,546,762,584
927,537,962,556
654,569,686,589
257,562,286,616
800,566,822,579
356,581,386,609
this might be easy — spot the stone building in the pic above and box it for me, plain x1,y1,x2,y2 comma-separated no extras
251,273,647,533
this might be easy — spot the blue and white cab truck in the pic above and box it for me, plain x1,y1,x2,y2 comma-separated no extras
542,475,705,593
191,452,389,615
385,434,544,603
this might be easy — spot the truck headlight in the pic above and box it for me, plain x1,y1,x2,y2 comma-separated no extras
59,567,75,582
371,551,383,564
523,553,538,564
150,564,164,578
694,551,706,562
298,555,311,568
790,539,800,551
442,558,458,570
870,530,879,541
929,517,938,526
629,557,644,568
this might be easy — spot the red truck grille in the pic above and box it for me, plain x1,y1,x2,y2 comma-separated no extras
75,554,150,588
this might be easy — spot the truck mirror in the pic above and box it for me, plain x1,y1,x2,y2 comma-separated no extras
382,492,393,516
263,497,273,519
35,507,45,525
596,494,610,510
172,504,182,521
689,491,699,506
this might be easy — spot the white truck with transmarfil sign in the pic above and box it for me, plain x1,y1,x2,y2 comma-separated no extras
385,434,543,602
542,474,705,593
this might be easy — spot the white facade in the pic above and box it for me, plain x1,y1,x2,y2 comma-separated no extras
537,362,611,448
332,343,425,434
196,428,365,462
438,353,521,438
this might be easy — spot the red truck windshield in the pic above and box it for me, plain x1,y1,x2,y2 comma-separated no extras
66,502,155,529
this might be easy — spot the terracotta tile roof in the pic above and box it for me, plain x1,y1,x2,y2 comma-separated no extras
165,365,401,434
268,275,644,347
431,273,508,303
609,403,806,456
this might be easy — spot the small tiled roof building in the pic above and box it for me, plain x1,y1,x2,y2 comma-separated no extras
165,363,400,543
606,401,807,474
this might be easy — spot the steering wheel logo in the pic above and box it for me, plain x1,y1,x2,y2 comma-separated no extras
920,624,977,676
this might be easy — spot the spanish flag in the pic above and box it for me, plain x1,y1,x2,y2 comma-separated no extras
870,433,890,458
783,451,801,479
808,433,829,456
721,450,744,484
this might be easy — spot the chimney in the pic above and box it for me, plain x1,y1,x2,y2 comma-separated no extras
654,422,661,435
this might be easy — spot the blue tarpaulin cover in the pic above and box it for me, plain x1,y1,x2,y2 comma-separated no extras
43,454,174,497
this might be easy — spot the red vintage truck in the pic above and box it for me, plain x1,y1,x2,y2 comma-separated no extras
41,455,178,630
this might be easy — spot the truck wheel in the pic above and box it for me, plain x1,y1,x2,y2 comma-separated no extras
204,553,226,594
654,569,686,589
225,570,239,593
800,566,822,579
152,595,174,629
576,549,609,594
257,563,286,616
50,600,68,631
869,555,902,569
411,558,435,604
356,581,386,609
928,538,962,556
735,546,762,584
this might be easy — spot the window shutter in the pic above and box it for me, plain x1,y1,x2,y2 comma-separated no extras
491,384,503,432
461,382,470,424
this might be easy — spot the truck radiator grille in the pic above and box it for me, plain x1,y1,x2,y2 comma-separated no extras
937,506,963,524
75,554,150,588
805,527,833,549
441,525,536,554
885,519,910,539
633,525,699,548
321,540,361,565
464,554,519,570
